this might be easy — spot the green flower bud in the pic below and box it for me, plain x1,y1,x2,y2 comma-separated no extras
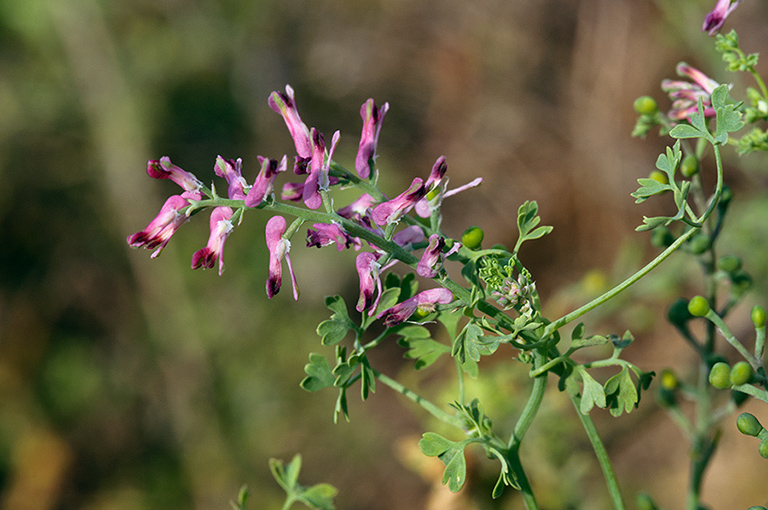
716,255,741,274
730,361,753,386
736,413,763,437
634,96,659,115
649,170,668,185
709,362,732,389
688,233,711,254
680,154,699,178
752,305,766,328
461,226,484,250
651,226,674,248
688,296,710,317
660,369,679,390
759,439,768,459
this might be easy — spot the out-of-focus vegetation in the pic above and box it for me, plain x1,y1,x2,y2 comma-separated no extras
1,0,767,508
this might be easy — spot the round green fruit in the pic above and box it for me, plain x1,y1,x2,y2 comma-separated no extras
716,255,741,273
752,305,767,329
634,96,659,115
461,226,484,250
708,362,731,389
680,154,699,178
688,296,711,317
730,361,753,386
736,412,763,437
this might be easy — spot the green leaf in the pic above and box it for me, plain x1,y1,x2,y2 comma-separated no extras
712,84,745,144
578,369,606,414
418,433,470,493
569,334,609,352
360,360,375,401
611,330,634,351
452,323,500,364
269,454,302,492
669,123,706,140
374,287,401,315
631,178,672,203
605,366,638,417
300,354,335,392
317,296,357,345
298,483,338,510
398,336,451,370
515,201,553,253
334,388,349,423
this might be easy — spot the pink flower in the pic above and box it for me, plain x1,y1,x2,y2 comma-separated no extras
269,85,312,164
355,98,389,179
356,252,382,313
391,225,425,249
306,222,359,251
662,63,720,121
191,206,234,275
415,156,483,218
303,129,340,210
702,0,740,36
377,288,454,327
245,155,288,207
265,215,299,300
336,193,379,221
146,157,203,199
127,195,191,258
417,234,446,278
370,178,426,226
214,156,248,200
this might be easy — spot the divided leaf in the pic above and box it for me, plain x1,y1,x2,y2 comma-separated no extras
300,353,335,392
515,201,553,254
419,433,471,493
317,296,357,345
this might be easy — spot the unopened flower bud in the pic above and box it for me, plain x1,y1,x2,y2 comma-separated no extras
461,226,484,250
736,412,763,437
751,305,766,328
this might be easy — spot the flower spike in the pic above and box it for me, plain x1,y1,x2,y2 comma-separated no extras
191,206,234,275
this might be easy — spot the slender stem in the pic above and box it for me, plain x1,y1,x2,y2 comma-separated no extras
372,369,464,428
281,496,295,510
455,358,465,406
569,393,626,510
705,310,762,369
731,383,768,403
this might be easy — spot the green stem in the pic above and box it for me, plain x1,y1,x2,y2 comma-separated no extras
569,393,626,510
731,383,768,403
372,369,464,428
705,310,762,369
455,357,465,406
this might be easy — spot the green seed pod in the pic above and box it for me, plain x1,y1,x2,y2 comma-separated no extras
709,362,732,389
680,154,699,178
752,305,767,328
730,361,753,386
759,439,768,459
688,296,711,317
687,233,711,254
651,226,674,248
736,413,763,437
716,255,741,274
667,298,693,328
634,96,659,115
649,170,668,185
461,226,484,250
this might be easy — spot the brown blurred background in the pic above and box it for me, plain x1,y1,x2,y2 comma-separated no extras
1,0,768,508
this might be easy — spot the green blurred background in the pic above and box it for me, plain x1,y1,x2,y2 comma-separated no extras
1,0,768,508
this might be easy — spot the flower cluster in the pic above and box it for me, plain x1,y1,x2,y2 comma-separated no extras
662,62,723,121
128,85,485,325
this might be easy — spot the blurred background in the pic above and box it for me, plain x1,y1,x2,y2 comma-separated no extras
1,0,768,508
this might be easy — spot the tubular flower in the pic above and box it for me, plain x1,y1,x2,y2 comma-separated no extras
702,0,740,36
377,288,454,327
146,157,204,199
191,206,234,275
355,252,382,313
214,156,248,200
303,129,341,210
306,222,359,251
269,85,312,167
662,63,720,121
265,216,299,300
391,225,425,249
417,234,446,278
127,195,191,258
355,98,389,179
245,155,288,207
336,193,379,221
415,156,483,218
370,178,426,226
